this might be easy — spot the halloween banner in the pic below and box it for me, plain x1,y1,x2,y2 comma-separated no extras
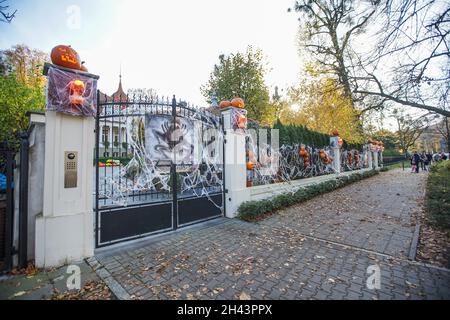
46,65,97,117
145,114,195,164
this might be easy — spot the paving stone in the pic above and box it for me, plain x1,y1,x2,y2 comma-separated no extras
91,169,450,300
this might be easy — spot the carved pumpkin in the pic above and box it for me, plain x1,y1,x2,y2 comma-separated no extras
219,100,231,108
231,98,245,109
68,79,86,105
331,129,339,136
51,45,81,70
247,162,255,170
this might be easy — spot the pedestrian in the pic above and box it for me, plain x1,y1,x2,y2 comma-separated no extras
425,152,432,171
411,151,420,173
420,151,427,170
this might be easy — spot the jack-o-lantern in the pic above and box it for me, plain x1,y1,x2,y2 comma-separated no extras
68,79,86,105
237,114,247,129
338,137,344,147
51,45,81,70
331,129,339,136
231,98,245,109
247,161,255,170
219,100,231,108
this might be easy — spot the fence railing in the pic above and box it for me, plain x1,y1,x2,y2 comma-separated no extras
0,142,15,273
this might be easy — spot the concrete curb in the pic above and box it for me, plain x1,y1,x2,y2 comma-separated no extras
86,256,130,300
408,223,421,261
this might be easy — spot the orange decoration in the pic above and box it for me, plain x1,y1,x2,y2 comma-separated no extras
80,62,88,72
331,129,339,136
51,45,81,70
68,79,86,105
237,114,247,129
247,162,255,170
231,97,245,108
219,100,232,108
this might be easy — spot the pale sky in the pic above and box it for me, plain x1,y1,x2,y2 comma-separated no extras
1,0,301,106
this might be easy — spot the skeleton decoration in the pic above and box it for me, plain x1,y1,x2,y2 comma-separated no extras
98,99,223,208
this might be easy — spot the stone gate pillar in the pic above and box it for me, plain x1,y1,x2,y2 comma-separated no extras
221,108,249,218
373,150,379,169
330,136,341,174
367,144,373,169
35,63,99,268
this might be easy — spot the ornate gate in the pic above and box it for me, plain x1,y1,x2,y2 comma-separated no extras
94,93,224,248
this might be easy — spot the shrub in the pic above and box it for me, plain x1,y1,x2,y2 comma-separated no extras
426,162,450,230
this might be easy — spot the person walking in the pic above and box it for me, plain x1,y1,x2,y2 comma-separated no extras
411,151,421,173
426,152,432,170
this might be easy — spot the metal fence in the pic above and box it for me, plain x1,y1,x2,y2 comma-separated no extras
94,93,225,247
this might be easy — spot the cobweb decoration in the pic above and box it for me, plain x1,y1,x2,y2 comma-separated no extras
246,133,336,194
98,101,224,208
246,132,369,194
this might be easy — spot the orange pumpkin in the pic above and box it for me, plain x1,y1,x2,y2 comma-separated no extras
331,129,339,136
51,45,81,70
319,149,326,159
80,62,88,72
231,98,245,108
247,162,255,170
219,100,231,108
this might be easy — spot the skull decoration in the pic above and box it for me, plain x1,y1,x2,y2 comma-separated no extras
68,79,86,105
237,114,247,129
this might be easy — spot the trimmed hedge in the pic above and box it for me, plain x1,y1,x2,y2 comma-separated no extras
426,161,450,230
273,120,331,148
238,170,379,221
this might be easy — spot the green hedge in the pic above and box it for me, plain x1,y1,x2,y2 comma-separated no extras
238,170,379,221
426,161,450,230
273,120,330,148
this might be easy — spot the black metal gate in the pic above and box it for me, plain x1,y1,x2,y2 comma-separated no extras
0,142,15,272
94,93,224,248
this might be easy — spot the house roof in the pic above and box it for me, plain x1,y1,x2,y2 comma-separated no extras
98,74,128,104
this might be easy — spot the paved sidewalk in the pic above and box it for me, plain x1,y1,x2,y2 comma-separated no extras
0,260,112,300
92,169,450,300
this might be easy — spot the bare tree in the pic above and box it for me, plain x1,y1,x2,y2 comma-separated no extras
391,108,432,152
354,0,450,117
435,116,450,152
290,0,380,109
0,0,17,23
291,0,449,117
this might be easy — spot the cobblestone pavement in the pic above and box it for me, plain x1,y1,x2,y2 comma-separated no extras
94,169,450,300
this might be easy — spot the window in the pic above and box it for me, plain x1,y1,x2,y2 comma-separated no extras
113,127,119,144
102,127,110,143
